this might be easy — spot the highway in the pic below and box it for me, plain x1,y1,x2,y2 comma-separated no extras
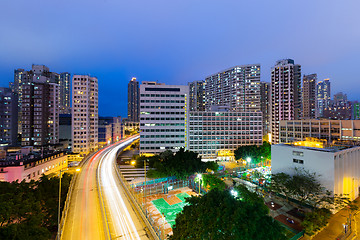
61,136,149,240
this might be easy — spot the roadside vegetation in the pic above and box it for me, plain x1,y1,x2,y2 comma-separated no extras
132,148,218,179
170,185,286,240
0,174,72,240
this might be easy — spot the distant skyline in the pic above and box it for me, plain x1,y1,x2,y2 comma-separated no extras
1,0,359,117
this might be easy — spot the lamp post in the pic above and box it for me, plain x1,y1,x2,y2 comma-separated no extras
144,159,148,211
197,174,202,195
246,157,251,169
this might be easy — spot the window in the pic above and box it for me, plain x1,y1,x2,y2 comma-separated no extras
292,151,304,157
293,159,304,164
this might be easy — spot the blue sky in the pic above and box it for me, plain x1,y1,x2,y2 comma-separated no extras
0,0,359,116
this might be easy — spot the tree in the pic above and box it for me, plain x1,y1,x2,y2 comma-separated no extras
170,188,286,240
201,174,226,191
135,148,216,179
301,208,331,235
271,169,325,205
234,141,271,164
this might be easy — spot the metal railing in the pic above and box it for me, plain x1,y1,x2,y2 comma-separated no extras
114,163,162,240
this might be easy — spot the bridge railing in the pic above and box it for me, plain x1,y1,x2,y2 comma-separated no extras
114,161,163,240
55,150,98,240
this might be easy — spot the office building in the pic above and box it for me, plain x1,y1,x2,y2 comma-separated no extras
0,88,18,146
59,114,71,142
59,72,71,114
128,77,140,122
271,59,301,144
302,74,317,119
140,82,188,154
316,78,331,118
188,80,205,111
72,75,98,155
187,111,262,160
260,82,270,134
204,64,261,112
278,119,360,144
98,116,115,145
272,142,360,201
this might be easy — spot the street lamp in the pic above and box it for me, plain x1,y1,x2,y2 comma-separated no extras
246,157,251,169
230,189,238,198
197,174,202,195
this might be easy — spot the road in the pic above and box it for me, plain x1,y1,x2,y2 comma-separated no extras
61,136,149,240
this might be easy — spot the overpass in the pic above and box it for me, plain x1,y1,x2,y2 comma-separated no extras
60,136,150,240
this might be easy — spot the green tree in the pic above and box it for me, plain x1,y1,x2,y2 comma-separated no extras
301,208,331,235
234,141,270,164
201,174,226,191
170,188,286,240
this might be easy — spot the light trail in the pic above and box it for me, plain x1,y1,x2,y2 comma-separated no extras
98,137,142,240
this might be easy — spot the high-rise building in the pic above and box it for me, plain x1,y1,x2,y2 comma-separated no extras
128,77,140,122
271,59,301,144
188,80,205,111
59,72,71,114
12,65,69,135
316,78,331,118
353,101,360,120
323,92,352,120
0,87,18,146
12,69,28,134
72,75,98,155
139,82,188,154
260,82,270,134
21,80,60,146
302,74,317,119
204,64,261,112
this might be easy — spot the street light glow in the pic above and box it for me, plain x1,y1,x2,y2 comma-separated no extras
230,190,238,198
246,157,251,163
197,173,202,179
76,168,81,172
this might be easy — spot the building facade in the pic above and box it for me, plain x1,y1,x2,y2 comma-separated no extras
204,64,261,112
128,77,140,122
188,80,205,111
59,72,71,114
0,88,18,146
316,78,331,118
72,75,98,155
271,59,302,144
21,80,60,146
278,119,360,144
260,82,270,135
272,144,360,201
139,82,188,154
187,111,262,160
302,74,317,119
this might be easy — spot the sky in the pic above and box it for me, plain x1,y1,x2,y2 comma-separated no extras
0,0,359,117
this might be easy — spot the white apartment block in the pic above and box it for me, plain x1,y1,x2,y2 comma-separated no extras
140,82,188,154
72,75,98,155
272,144,360,201
204,64,261,112
187,111,263,160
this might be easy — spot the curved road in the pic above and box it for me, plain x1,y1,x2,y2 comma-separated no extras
61,136,149,240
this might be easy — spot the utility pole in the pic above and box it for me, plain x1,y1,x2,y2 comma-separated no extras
144,159,147,213
57,170,62,240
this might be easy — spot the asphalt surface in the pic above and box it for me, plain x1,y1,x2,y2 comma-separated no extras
61,136,149,240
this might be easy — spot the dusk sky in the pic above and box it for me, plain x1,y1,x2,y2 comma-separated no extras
1,0,359,117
